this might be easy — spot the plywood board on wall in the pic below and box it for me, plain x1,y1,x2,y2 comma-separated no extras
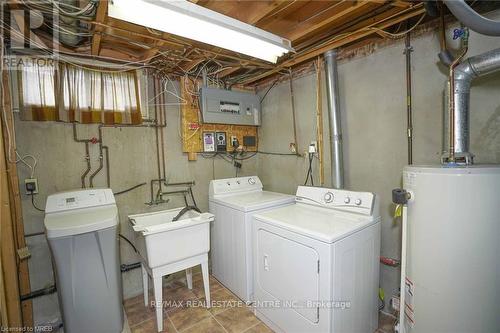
180,77,258,161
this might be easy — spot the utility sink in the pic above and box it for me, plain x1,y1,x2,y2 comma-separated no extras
129,207,214,332
129,207,214,268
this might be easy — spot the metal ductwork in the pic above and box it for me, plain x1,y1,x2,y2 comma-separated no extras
56,0,84,46
444,0,500,37
447,47,500,163
323,50,344,189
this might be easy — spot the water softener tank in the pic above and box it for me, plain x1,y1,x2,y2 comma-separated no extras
401,166,500,332
44,189,123,333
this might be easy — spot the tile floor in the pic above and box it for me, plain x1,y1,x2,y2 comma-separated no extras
125,271,270,333
125,270,395,333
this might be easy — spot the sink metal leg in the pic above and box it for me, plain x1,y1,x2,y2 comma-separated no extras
153,276,163,332
201,258,210,308
141,264,149,306
186,268,193,290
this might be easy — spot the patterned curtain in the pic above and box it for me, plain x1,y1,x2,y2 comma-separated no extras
19,60,142,124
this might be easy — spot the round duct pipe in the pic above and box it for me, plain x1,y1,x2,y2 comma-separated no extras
444,0,500,36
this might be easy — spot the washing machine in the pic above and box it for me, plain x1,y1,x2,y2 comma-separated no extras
44,189,123,333
252,186,381,333
209,176,295,302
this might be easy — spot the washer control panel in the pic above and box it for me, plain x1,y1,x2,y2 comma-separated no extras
45,189,116,213
295,186,375,216
209,176,263,197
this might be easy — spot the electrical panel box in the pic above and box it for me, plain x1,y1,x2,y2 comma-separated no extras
203,132,216,152
199,87,261,126
216,132,227,152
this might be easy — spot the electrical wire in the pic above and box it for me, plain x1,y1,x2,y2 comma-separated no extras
30,192,45,212
369,13,426,39
260,79,279,104
304,153,314,186
114,182,147,196
258,151,299,156
118,234,138,253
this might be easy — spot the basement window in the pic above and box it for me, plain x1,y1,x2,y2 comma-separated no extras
17,58,144,124
19,60,57,120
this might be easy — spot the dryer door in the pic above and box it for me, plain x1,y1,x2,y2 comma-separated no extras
256,229,320,323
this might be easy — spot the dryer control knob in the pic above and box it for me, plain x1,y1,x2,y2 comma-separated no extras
355,199,362,206
344,197,351,204
324,192,334,203
248,178,256,185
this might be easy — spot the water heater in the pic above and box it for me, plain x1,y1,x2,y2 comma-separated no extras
400,165,500,332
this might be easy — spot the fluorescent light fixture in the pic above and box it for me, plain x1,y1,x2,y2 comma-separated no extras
108,0,294,63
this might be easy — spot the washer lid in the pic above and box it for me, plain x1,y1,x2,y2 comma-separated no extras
45,205,118,239
210,191,295,212
253,204,378,243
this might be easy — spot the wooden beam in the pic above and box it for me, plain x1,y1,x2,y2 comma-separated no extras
287,0,374,42
241,4,425,85
292,3,400,51
220,0,288,25
0,110,22,327
142,47,160,62
1,71,32,327
91,0,108,55
367,0,412,8
216,66,241,78
254,1,311,29
179,57,206,73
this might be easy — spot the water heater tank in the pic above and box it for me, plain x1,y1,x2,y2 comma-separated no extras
401,165,500,332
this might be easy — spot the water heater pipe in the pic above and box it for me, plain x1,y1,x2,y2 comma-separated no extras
398,205,408,333
323,50,344,189
448,47,500,163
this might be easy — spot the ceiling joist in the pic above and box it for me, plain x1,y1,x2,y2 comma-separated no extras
91,0,108,56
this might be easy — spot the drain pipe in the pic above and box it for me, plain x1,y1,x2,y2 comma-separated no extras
446,47,500,164
323,50,344,189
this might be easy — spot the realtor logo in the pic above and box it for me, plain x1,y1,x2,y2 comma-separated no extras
1,2,60,53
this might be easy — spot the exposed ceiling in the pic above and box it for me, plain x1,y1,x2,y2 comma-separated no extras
3,1,492,87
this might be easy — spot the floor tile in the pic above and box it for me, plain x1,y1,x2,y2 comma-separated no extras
125,301,155,327
179,316,225,333
199,286,242,315
243,322,273,333
192,275,223,298
167,304,211,332
124,291,152,308
162,286,198,312
214,306,260,333
130,316,175,333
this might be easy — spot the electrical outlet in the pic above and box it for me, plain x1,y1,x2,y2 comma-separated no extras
231,136,239,148
310,141,318,151
25,178,38,195
17,246,31,260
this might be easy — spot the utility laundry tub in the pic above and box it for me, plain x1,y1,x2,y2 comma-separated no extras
129,207,214,332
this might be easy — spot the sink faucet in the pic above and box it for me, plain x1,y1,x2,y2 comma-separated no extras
172,206,201,222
